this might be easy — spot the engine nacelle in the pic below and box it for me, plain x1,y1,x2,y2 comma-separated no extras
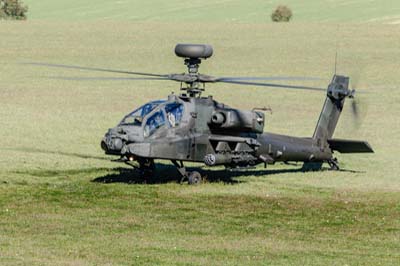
211,112,225,124
210,109,264,133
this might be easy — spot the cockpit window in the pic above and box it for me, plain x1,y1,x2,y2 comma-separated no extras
165,103,184,127
144,110,165,137
120,100,165,126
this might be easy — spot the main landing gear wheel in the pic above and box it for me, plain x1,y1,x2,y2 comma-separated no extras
138,158,155,178
171,160,202,185
188,171,202,185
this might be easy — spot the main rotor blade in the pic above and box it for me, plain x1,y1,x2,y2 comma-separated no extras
24,62,168,78
219,80,326,91
217,76,323,82
45,76,170,81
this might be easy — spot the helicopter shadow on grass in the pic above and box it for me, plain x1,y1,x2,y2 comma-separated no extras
1,147,363,184
91,162,365,185
3,147,112,161
91,163,245,184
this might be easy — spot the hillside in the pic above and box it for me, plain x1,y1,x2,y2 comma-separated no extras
1,21,400,265
24,0,400,23
1,1,400,265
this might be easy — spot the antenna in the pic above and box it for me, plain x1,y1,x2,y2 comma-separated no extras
334,25,339,75
334,47,338,75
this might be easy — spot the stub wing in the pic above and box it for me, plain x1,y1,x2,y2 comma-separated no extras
327,139,374,153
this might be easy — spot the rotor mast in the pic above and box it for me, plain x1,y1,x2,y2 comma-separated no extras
183,57,202,97
175,44,213,97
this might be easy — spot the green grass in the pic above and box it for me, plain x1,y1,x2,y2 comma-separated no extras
1,178,398,265
23,0,400,23
1,8,400,266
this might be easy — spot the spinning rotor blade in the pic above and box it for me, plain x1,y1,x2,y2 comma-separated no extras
46,74,324,86
219,80,326,92
194,74,322,83
217,76,323,82
351,98,359,119
350,73,360,119
346,92,364,130
25,62,327,92
24,62,168,78
46,76,170,81
347,73,369,129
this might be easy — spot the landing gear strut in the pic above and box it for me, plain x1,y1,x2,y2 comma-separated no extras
138,158,155,178
125,157,155,179
327,158,340,171
171,160,202,185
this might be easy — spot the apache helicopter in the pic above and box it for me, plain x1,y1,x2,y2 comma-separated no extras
29,44,373,184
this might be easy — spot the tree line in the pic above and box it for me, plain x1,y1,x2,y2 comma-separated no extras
0,0,28,20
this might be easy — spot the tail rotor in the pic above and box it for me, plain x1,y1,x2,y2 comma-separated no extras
348,76,366,129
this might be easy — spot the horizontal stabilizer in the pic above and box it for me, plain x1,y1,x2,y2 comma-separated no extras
327,139,374,153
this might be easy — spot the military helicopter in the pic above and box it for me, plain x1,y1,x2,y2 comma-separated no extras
29,44,373,184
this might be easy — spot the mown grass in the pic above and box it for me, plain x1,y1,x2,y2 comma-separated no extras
0,20,399,265
1,170,399,265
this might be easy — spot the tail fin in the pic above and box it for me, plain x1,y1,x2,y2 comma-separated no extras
313,75,352,142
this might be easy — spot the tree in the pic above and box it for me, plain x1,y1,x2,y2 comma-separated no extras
271,5,292,22
0,0,28,20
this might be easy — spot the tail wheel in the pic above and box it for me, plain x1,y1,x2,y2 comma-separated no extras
188,171,202,185
327,158,340,171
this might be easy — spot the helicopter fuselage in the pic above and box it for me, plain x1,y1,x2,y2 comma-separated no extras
101,93,332,169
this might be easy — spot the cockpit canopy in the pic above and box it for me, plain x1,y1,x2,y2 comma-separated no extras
119,99,185,137
120,100,165,126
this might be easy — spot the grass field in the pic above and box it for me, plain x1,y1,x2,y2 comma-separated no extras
23,0,400,23
1,2,400,266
